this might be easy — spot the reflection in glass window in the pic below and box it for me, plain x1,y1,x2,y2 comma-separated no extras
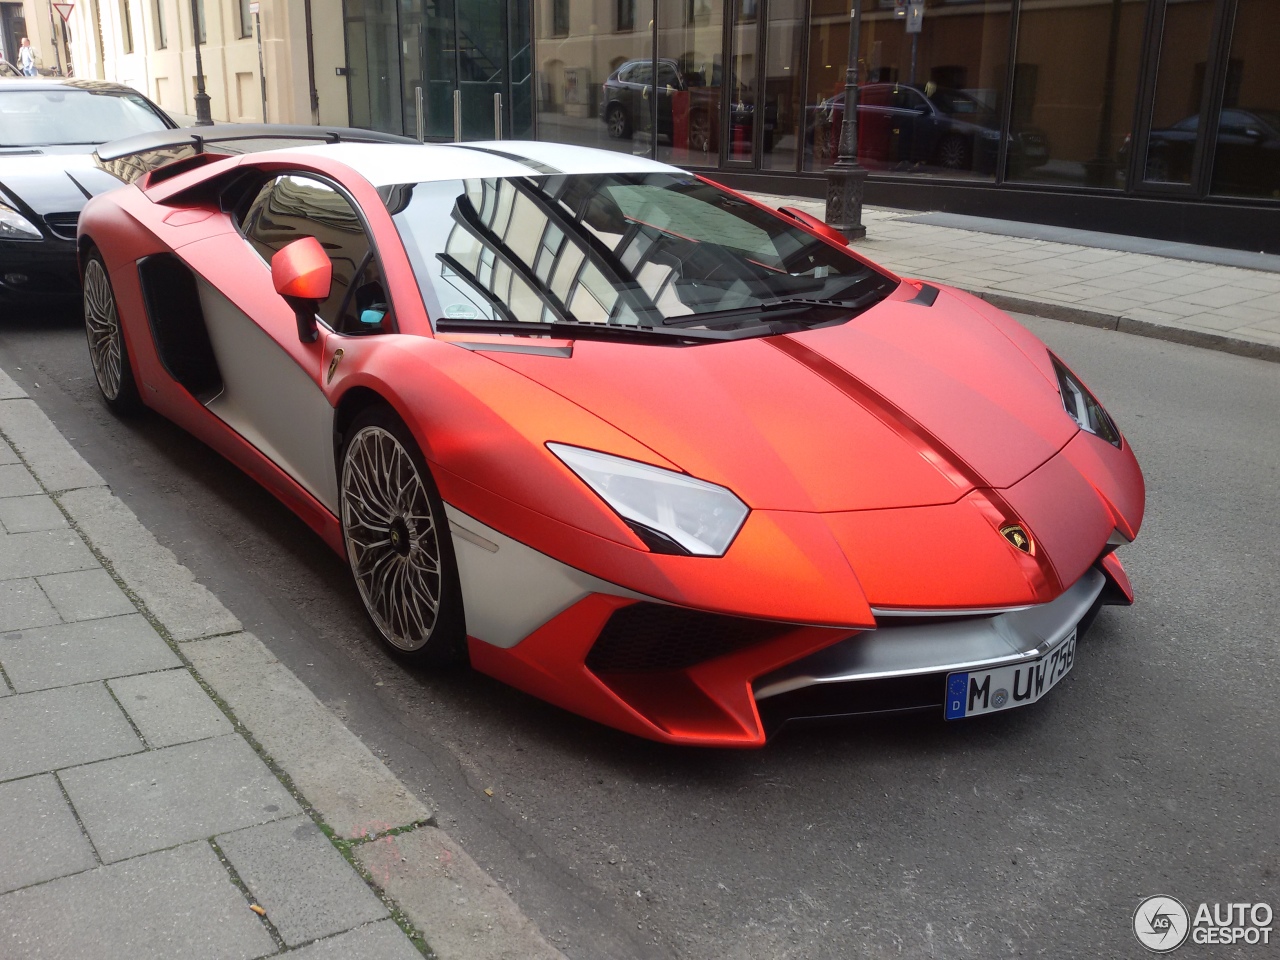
394,173,895,335
1141,0,1215,186
1006,0,1146,189
803,0,1010,180
243,176,392,335
1210,0,1280,200
534,0,652,156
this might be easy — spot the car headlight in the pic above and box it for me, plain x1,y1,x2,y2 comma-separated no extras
0,201,42,241
1050,354,1121,447
548,443,749,557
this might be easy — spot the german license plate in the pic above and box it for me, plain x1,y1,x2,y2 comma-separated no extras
944,630,1077,720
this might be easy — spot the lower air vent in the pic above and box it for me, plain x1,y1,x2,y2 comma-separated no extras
43,212,79,241
585,603,792,674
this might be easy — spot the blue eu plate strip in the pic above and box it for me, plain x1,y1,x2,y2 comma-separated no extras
945,672,969,720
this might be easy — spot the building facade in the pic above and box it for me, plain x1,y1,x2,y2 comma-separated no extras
9,0,349,125
12,0,1276,250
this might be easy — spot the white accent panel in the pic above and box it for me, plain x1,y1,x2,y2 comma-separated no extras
279,142,681,188
444,504,649,649
198,280,340,512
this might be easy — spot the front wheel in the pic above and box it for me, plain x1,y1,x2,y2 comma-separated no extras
340,406,467,665
83,251,142,415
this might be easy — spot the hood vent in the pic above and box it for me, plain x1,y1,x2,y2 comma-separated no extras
44,212,79,241
0,149,43,156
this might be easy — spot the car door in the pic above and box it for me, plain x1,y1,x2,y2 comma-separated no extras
197,172,396,514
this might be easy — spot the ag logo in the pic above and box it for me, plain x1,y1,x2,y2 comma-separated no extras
1134,895,1190,953
1000,524,1033,554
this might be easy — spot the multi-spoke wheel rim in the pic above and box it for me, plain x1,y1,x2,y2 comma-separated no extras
939,137,967,170
341,425,442,652
83,259,122,401
607,107,627,138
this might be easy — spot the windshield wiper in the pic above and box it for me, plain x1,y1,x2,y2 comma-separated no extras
662,288,887,328
435,317,745,344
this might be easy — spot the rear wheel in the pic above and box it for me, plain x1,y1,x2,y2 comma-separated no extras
82,250,141,415
339,405,467,665
606,103,631,139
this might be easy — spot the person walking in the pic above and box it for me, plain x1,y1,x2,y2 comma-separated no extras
19,37,37,76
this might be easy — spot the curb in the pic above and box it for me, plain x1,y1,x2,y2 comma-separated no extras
967,290,1280,365
0,366,567,960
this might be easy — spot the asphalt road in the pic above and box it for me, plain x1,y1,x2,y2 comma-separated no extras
1,310,1276,959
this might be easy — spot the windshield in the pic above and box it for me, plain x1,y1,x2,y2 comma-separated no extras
0,88,168,147
390,172,895,338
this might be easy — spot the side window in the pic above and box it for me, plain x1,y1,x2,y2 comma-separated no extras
243,174,393,336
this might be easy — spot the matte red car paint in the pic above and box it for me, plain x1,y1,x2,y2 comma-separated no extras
77,147,1146,745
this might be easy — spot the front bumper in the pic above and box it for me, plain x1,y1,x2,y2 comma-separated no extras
470,560,1126,747
753,567,1105,735
0,237,79,304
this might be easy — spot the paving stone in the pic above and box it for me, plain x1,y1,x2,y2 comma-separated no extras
0,774,98,893
217,816,388,946
0,578,61,632
60,734,300,862
0,614,180,693
0,438,17,464
187,633,432,840
283,921,423,960
0,684,141,781
107,669,231,748
0,463,41,498
0,527,97,581
38,568,136,622
0,397,106,494
0,493,68,533
356,825,567,960
0,841,276,960
57,486,242,641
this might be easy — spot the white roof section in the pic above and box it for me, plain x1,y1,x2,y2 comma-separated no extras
281,140,681,187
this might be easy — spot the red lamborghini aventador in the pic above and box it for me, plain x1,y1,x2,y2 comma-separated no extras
79,126,1144,746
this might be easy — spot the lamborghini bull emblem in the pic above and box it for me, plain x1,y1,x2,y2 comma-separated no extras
1000,524,1034,554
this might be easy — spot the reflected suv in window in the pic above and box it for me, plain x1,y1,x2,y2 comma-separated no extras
600,58,774,154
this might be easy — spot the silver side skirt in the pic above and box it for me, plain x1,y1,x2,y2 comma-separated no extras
754,569,1106,700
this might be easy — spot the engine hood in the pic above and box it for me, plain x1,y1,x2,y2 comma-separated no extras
0,152,125,220
479,286,1078,512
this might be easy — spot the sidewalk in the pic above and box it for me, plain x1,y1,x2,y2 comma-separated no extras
0,368,564,960
749,192,1280,362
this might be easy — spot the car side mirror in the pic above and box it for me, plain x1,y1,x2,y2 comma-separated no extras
271,236,331,343
777,206,850,246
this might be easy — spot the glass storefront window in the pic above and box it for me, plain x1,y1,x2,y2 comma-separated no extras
804,0,1011,180
760,0,804,171
655,0,724,167
1142,0,1215,186
1210,0,1280,199
344,0,404,134
1010,0,1146,189
534,0,653,156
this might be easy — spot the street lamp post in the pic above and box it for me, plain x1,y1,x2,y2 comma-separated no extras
190,0,212,125
825,0,867,241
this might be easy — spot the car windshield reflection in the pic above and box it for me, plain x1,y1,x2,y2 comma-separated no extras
390,172,895,339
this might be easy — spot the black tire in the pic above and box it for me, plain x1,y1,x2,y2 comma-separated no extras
82,249,142,415
339,404,467,666
936,133,972,172
605,103,631,139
